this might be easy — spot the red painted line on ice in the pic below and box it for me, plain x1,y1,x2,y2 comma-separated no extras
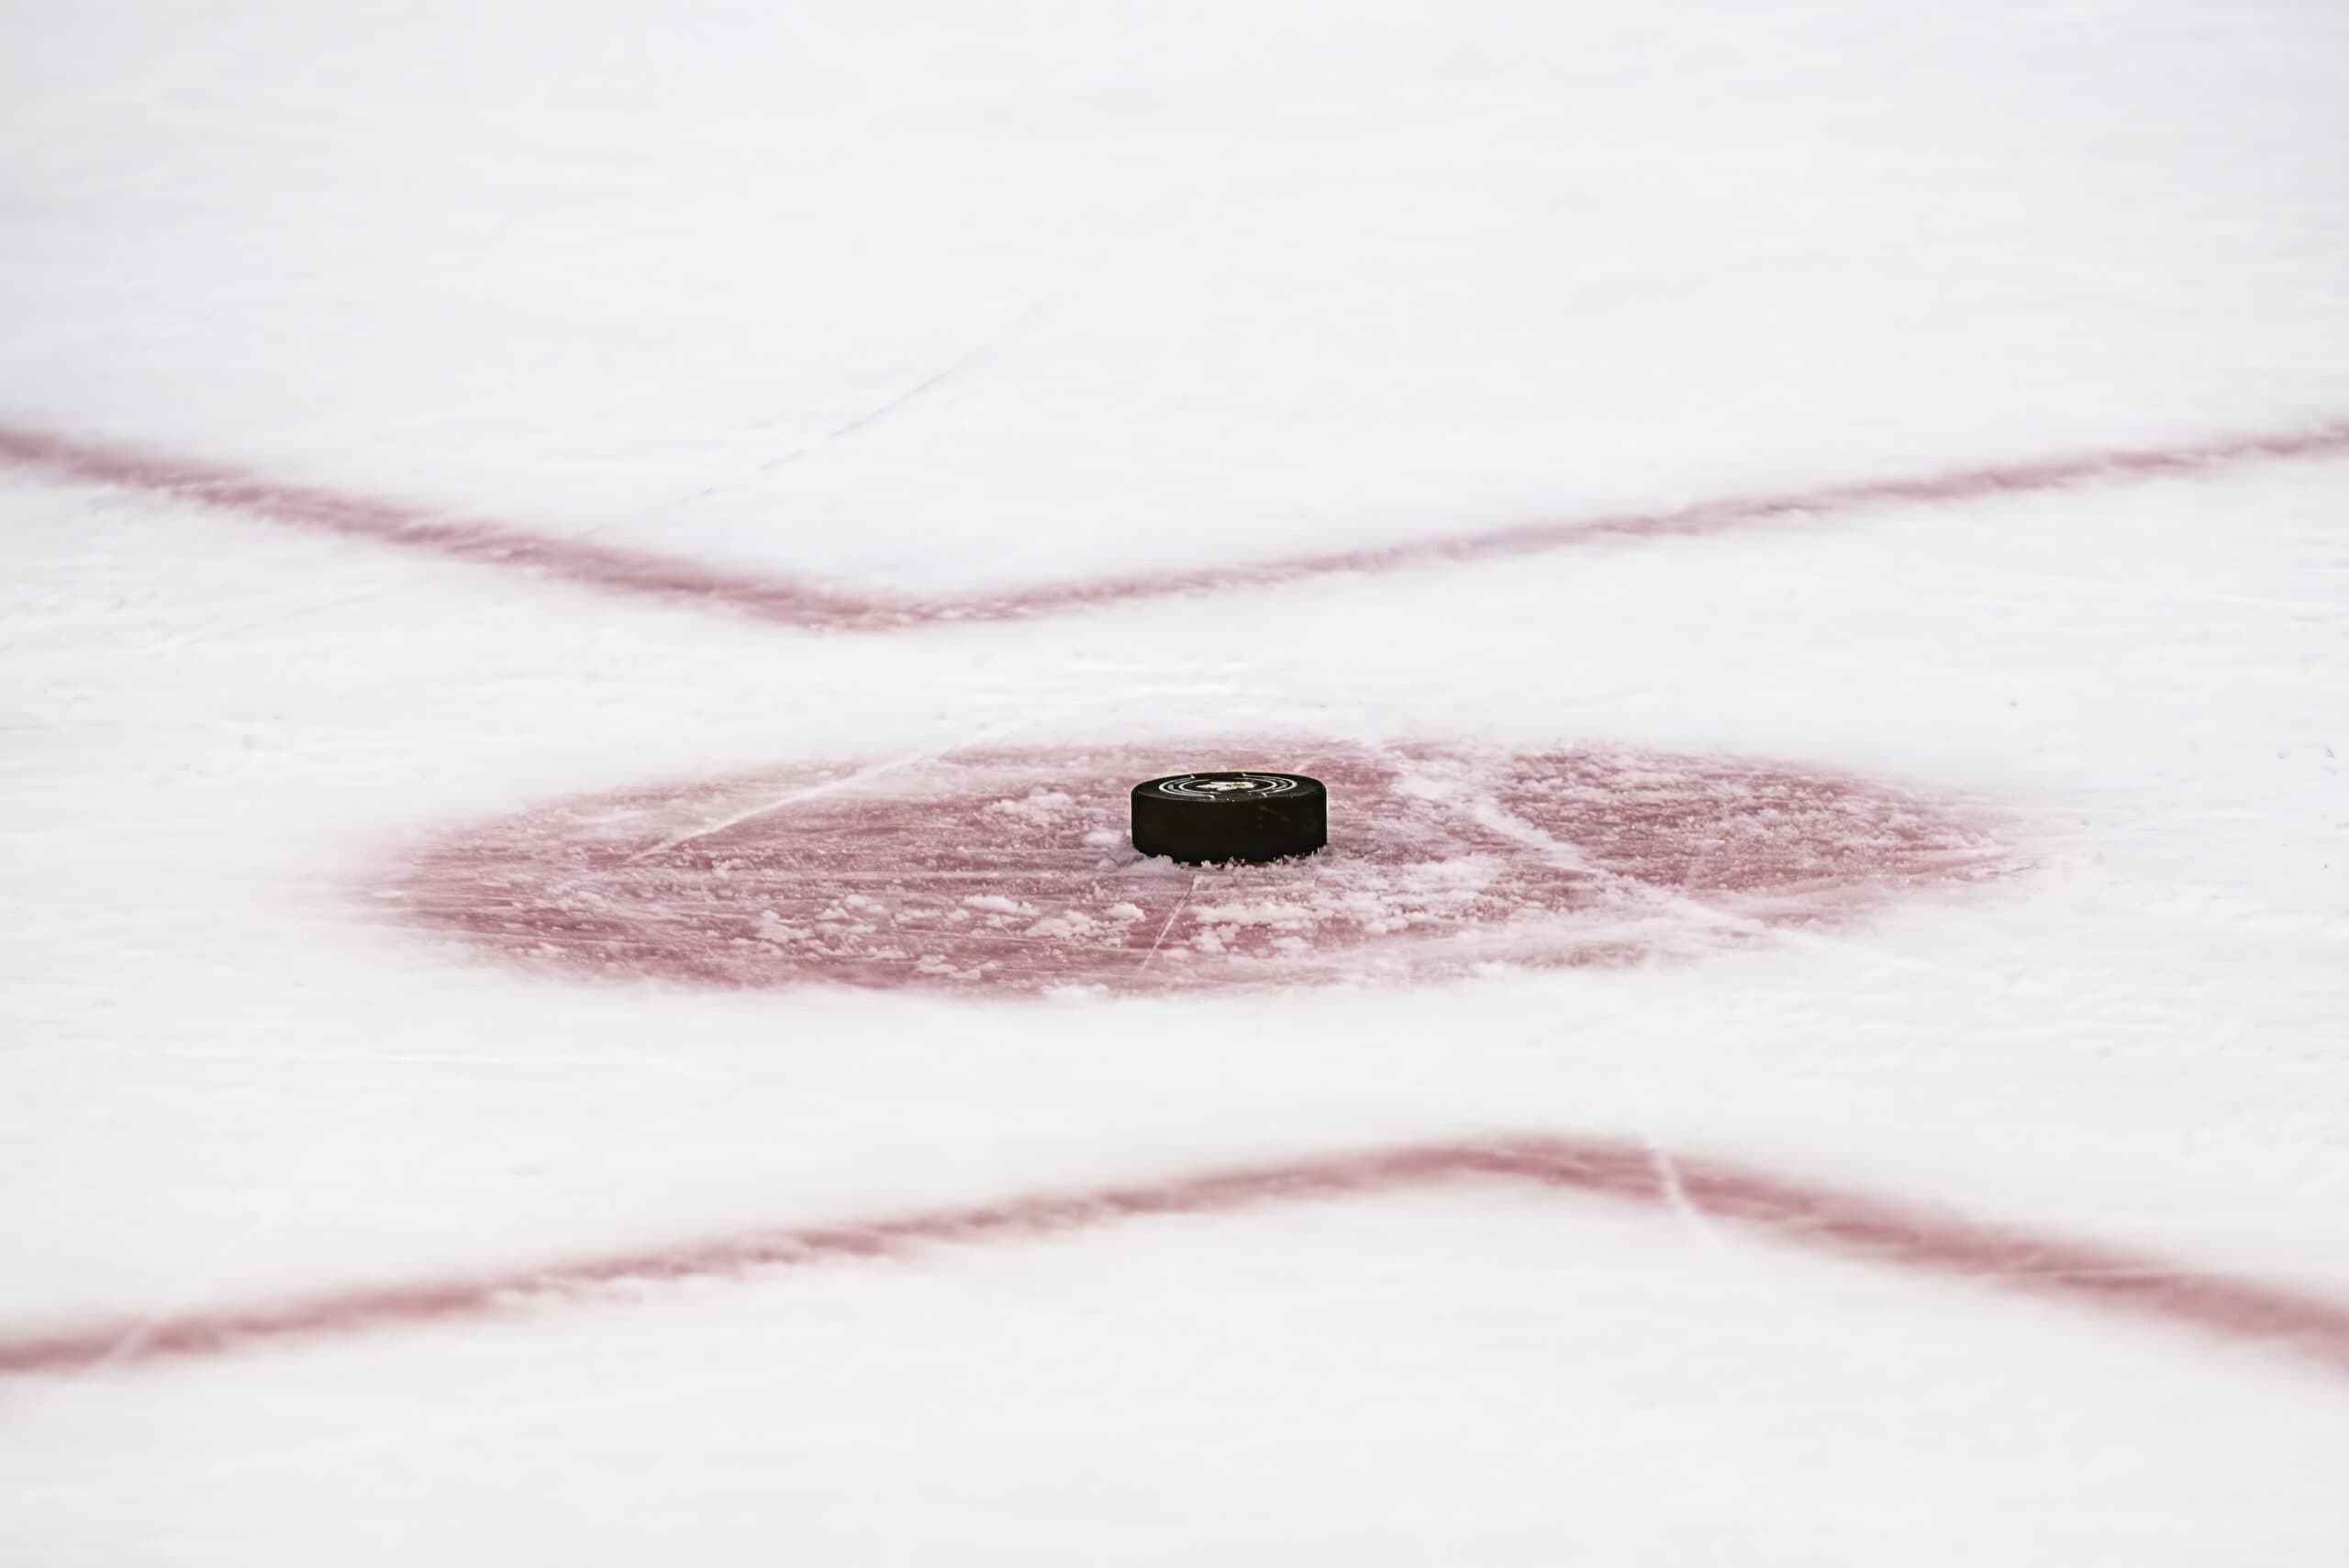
5,419,2347,632
970,419,2349,619
0,427,894,629
5,1135,2346,1381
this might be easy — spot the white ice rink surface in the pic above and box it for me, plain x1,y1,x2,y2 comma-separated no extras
5,0,2349,1562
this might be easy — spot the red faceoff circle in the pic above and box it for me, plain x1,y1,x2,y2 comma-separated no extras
383,740,2009,995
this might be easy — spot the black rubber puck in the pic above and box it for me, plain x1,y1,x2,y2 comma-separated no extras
1130,772,1327,865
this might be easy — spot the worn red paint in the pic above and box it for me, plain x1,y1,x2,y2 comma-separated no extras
6,418,2347,632
5,1134,2346,1381
381,740,2009,995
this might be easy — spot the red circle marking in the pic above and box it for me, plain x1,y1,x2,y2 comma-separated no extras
383,740,2009,995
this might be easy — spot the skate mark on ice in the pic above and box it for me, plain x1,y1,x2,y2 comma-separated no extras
5,418,2347,631
1138,871,1203,973
5,1134,2347,1383
373,739,2013,995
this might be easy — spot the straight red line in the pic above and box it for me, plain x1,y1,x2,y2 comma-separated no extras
0,426,896,629
4,1134,2344,1381
966,420,2349,620
6,419,2347,633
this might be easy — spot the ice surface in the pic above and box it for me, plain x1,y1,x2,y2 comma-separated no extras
4,0,2348,1562
6,0,2348,594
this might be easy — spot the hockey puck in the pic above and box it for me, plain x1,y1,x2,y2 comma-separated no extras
1131,772,1327,865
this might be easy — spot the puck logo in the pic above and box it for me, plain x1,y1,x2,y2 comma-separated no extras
1147,774,1304,799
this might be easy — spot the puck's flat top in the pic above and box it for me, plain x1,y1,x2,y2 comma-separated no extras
1136,772,1319,801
